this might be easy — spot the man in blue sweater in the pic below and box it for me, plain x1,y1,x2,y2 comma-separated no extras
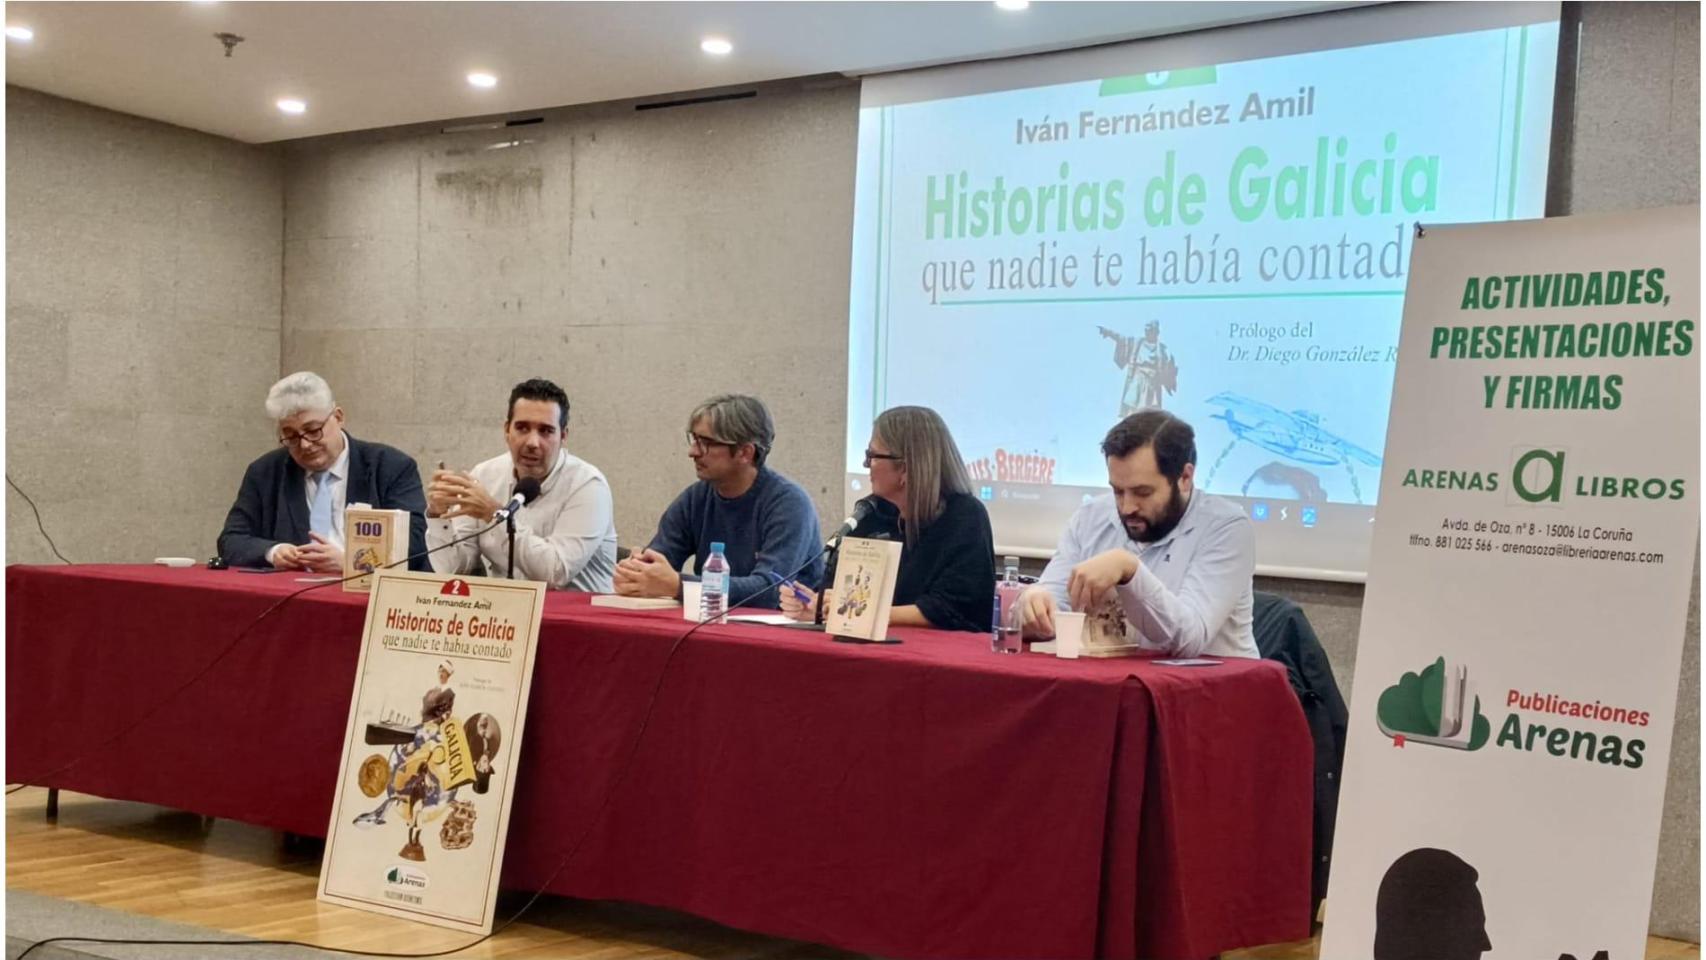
614,394,824,609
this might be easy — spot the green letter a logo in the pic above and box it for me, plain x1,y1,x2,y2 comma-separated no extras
1512,449,1565,503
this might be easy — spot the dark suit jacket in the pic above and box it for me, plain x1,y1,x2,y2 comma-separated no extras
217,435,429,571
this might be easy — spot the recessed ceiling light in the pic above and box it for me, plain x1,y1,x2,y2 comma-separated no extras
995,0,1030,10
6,25,34,41
700,37,733,56
467,72,498,88
276,98,307,115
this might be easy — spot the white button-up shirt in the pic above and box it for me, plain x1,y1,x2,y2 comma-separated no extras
426,448,618,592
1037,488,1257,659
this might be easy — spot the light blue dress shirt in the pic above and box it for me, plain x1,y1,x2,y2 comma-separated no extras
266,437,348,567
1037,488,1258,658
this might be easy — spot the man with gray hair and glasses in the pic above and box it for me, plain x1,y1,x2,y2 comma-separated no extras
614,394,823,609
218,371,428,572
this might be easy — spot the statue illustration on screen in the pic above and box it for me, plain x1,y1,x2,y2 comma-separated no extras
1100,321,1177,415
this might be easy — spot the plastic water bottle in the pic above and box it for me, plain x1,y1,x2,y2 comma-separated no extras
992,556,1024,653
700,541,729,624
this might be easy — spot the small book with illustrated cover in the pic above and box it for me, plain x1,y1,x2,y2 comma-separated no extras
1079,592,1146,657
823,536,904,642
343,506,410,593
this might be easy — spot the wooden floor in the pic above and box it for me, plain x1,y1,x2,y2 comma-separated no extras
6,788,1700,960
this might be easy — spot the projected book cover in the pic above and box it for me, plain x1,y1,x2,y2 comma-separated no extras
846,8,1560,574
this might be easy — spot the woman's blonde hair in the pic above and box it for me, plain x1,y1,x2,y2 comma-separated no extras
872,405,972,538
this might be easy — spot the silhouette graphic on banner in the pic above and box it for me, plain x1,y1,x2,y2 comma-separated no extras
1374,847,1492,960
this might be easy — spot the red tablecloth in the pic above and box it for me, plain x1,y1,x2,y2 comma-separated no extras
7,564,1311,959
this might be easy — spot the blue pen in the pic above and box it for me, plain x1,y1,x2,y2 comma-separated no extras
765,570,812,605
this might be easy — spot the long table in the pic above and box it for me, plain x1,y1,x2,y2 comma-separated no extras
7,564,1312,959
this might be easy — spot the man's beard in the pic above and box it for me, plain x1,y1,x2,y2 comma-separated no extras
1122,483,1187,544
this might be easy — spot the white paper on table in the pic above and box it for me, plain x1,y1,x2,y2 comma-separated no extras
727,614,800,626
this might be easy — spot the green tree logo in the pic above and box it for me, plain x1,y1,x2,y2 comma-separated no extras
1376,657,1491,750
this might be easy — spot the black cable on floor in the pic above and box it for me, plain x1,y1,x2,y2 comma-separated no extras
17,544,820,958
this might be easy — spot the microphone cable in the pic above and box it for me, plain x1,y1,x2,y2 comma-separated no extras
14,544,836,958
6,518,506,796
6,474,73,564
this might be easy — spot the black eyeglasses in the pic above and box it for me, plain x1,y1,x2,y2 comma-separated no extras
862,449,903,468
279,415,333,448
687,432,738,452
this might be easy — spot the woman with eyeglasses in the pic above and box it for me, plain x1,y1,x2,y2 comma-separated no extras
778,406,995,633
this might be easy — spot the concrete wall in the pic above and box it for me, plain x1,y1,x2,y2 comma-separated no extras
1565,2,1700,214
5,86,282,565
277,82,858,547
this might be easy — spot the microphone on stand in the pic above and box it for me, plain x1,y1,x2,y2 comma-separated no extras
817,496,879,623
496,477,543,521
502,477,542,579
826,496,877,549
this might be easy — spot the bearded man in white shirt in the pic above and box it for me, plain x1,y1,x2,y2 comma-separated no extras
1020,409,1258,659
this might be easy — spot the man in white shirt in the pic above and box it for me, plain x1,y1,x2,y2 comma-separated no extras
425,378,617,591
1020,409,1258,659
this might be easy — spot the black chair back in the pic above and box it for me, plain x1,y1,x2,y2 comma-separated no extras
1252,590,1349,923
